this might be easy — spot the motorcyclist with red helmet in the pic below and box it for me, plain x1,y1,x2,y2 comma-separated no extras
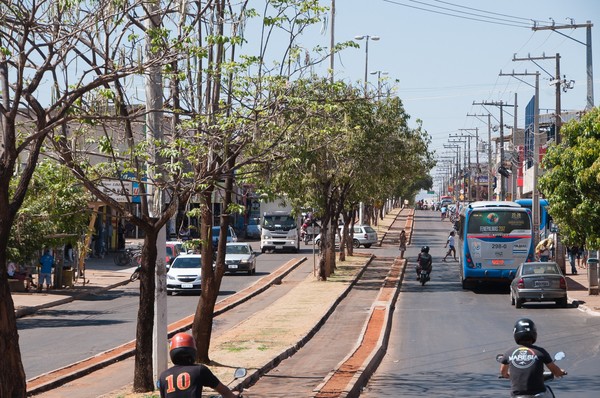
500,318,567,397
158,332,240,398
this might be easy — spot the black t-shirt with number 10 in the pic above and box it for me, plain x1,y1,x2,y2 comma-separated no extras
158,364,220,398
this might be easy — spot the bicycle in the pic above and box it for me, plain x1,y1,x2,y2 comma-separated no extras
114,246,142,266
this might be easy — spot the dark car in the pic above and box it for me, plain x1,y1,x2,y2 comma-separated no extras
510,261,568,308
245,218,261,240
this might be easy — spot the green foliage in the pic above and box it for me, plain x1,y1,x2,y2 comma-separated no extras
9,160,91,265
539,107,600,249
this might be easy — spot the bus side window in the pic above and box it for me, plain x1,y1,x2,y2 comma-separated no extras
457,215,464,236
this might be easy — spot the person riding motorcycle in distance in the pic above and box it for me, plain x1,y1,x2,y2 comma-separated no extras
158,332,240,398
500,318,566,397
416,246,432,280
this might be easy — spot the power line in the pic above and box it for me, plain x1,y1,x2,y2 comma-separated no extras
381,0,551,28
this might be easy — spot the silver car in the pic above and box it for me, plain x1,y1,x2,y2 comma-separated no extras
314,224,378,249
224,242,257,275
510,262,568,308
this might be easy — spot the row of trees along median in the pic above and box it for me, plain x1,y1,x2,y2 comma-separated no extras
0,1,432,396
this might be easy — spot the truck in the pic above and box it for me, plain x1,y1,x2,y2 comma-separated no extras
259,199,301,253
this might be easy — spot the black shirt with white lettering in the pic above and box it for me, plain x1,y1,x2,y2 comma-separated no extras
502,345,552,396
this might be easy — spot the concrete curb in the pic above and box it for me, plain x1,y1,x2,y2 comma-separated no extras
26,258,307,395
237,254,375,392
15,279,131,318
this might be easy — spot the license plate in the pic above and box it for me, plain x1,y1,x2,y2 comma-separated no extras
534,281,550,287
228,264,238,269
275,245,283,249
181,283,194,288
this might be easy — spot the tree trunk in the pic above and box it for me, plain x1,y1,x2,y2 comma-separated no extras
193,189,218,363
133,229,158,392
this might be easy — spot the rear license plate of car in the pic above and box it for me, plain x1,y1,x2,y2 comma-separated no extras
534,281,550,287
181,283,194,288
229,264,238,269
275,245,283,249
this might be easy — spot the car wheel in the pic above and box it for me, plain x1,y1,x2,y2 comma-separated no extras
261,248,265,253
510,291,515,306
352,239,360,248
364,243,372,248
315,239,320,247
515,298,523,309
167,291,173,296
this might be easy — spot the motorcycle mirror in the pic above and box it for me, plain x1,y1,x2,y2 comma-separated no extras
495,354,505,363
234,367,247,379
554,351,565,361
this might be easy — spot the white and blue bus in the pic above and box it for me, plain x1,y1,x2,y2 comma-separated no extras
456,201,535,289
515,198,551,239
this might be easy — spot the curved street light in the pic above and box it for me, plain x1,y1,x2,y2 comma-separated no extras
355,35,380,95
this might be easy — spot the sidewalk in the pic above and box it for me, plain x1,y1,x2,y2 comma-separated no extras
12,256,134,318
564,267,600,315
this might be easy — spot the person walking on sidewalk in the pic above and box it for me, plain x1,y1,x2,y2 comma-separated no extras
158,332,240,398
398,230,407,259
38,248,54,291
443,231,457,262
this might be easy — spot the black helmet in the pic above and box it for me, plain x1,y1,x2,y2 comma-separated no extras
513,318,537,344
421,246,430,253
169,332,197,365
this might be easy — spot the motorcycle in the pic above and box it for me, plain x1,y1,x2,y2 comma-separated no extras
208,367,247,398
496,351,566,397
418,269,430,286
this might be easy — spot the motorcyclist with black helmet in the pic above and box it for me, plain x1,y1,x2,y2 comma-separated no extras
500,318,566,397
158,332,240,398
416,246,432,280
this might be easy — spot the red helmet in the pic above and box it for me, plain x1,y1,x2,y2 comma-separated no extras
169,333,197,365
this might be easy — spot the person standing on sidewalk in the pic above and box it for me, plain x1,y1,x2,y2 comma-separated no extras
398,230,407,259
38,249,54,291
442,231,457,262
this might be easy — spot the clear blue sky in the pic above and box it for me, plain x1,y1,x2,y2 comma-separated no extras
311,0,599,197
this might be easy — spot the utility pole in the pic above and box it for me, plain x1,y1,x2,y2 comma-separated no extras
146,1,168,380
532,20,594,109
467,113,493,200
472,101,515,201
511,53,570,144
455,128,480,200
329,0,335,83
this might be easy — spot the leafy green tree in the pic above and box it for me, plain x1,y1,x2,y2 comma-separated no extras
8,160,89,265
539,107,600,249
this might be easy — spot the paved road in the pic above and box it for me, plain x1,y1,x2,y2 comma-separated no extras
361,210,600,398
18,248,308,379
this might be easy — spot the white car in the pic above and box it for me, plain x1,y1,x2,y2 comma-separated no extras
224,242,257,275
314,225,378,248
166,254,202,295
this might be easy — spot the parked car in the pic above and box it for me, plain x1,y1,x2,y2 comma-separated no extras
224,242,257,275
314,225,378,249
510,261,568,308
166,241,183,265
211,226,238,247
166,254,202,295
245,218,261,240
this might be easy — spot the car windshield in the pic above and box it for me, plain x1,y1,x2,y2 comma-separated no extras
212,227,232,237
248,218,259,226
521,263,559,275
363,226,376,233
171,257,201,269
226,245,251,255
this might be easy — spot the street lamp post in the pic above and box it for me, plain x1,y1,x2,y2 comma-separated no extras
355,35,380,95
370,70,388,99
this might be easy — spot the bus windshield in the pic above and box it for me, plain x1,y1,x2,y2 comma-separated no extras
467,210,531,234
